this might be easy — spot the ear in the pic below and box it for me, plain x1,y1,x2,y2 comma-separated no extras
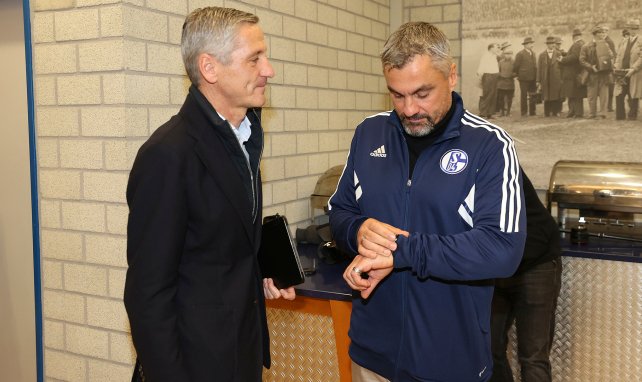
448,63,458,91
198,53,218,84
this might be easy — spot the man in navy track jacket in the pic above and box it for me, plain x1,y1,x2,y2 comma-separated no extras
329,22,527,382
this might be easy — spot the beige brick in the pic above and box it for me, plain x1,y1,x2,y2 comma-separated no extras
40,199,61,229
356,92,372,109
43,320,64,350
224,1,255,14
297,175,318,199
124,75,170,105
106,204,129,235
295,88,318,108
319,89,339,110
284,110,308,132
100,5,124,37
329,111,348,130
297,133,319,154
59,140,103,169
44,349,86,382
283,63,307,86
347,72,365,91
39,169,81,199
82,106,148,137
148,43,184,75
262,183,273,206
329,70,347,89
38,138,59,168
78,40,124,72
284,199,309,224
88,359,133,382
308,111,329,131
285,155,309,178
308,153,330,174
33,0,74,11
329,150,350,167
338,91,356,109
364,37,380,57
355,15,372,36
371,21,387,40
269,85,296,108
296,42,317,65
270,61,284,85
372,93,389,110
378,4,390,23
262,204,285,219
438,22,460,40
337,10,355,32
77,0,121,5
108,268,127,298
43,290,86,324
363,0,379,20
411,7,443,23
105,140,136,171
87,296,130,331
319,132,339,151
294,0,317,21
150,107,180,133
261,157,284,182
189,0,225,12
270,0,294,15
318,46,338,68
43,260,63,289
55,9,99,41
444,4,461,21
318,4,338,27
347,33,365,54
262,108,284,133
146,0,187,14
61,201,106,232
35,76,57,106
356,54,372,74
364,74,382,93
168,15,185,45
86,234,127,267
348,111,369,128
308,67,329,88
271,179,298,204
57,75,102,105
170,77,190,104
347,0,364,14
110,332,136,364
38,107,80,137
337,51,355,71
327,0,347,8
32,13,55,43
123,7,168,42
40,229,83,261
256,9,283,36
307,23,328,45
102,73,125,104
271,133,297,156
64,263,108,296
83,172,128,203
270,36,296,61
66,324,109,358
327,29,347,49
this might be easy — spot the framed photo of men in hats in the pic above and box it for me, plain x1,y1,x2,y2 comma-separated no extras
462,0,642,190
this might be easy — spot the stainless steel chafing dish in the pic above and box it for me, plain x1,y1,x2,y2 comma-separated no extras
547,160,642,240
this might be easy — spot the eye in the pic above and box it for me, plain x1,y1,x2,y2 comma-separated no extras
416,93,428,99
391,93,403,99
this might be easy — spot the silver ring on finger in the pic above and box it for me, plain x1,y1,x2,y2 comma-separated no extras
352,266,362,275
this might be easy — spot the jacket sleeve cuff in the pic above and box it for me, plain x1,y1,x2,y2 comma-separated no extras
393,234,412,268
347,217,369,254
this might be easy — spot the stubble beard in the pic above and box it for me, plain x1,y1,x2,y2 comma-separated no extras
401,114,435,137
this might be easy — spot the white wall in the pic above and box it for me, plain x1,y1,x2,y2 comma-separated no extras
0,0,38,381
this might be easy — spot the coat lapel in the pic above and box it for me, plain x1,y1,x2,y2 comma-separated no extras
181,96,256,243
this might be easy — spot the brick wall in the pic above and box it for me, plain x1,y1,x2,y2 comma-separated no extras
29,0,411,380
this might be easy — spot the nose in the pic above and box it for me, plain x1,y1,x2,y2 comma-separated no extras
402,97,420,117
262,58,275,78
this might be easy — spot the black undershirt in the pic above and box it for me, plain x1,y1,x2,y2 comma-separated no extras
403,93,456,178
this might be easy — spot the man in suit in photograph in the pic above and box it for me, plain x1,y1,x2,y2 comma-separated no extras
513,36,538,116
124,7,295,382
537,36,563,116
559,29,587,118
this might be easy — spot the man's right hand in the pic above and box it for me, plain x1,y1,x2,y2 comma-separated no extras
357,218,409,259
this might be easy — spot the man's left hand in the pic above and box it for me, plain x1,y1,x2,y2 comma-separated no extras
263,278,296,300
344,254,394,299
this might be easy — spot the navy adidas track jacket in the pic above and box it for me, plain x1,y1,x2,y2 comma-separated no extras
328,92,526,381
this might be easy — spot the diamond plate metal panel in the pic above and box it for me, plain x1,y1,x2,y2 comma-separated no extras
264,308,340,382
506,257,642,382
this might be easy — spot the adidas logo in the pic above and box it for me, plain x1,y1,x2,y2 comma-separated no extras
370,145,387,158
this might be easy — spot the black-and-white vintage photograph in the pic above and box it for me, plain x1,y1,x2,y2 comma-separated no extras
462,1,642,187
